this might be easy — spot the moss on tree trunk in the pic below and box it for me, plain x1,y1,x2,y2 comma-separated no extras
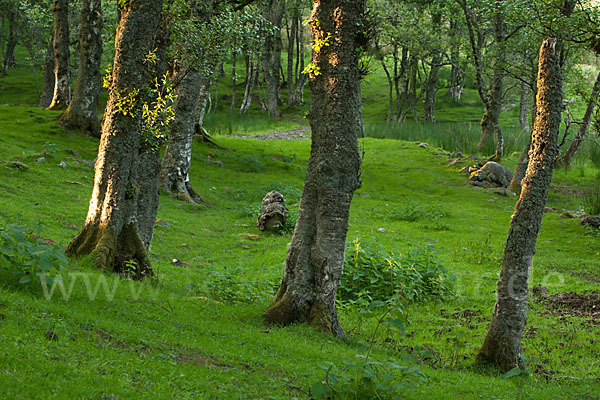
66,0,164,277
477,36,564,371
264,0,364,337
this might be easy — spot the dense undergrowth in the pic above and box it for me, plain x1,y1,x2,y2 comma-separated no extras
1,61,600,399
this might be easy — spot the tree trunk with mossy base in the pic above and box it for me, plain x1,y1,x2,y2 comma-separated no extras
66,0,164,277
61,0,103,136
47,0,71,110
477,37,564,371
263,0,364,337
159,65,207,203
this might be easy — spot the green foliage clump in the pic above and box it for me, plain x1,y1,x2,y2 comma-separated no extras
338,238,456,306
386,203,449,230
0,224,69,288
202,267,278,304
311,358,424,400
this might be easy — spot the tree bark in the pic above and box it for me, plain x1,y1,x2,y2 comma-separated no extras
240,53,258,114
263,0,364,337
39,38,55,108
261,0,283,118
2,6,19,75
447,17,463,102
423,11,442,123
477,36,564,371
510,75,539,195
61,0,103,136
480,3,505,160
287,6,298,108
65,0,164,277
423,53,442,123
47,0,71,110
231,46,237,111
160,65,207,203
381,58,393,124
457,0,504,159
558,68,600,167
519,80,530,132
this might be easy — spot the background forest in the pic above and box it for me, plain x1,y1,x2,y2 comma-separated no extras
0,0,600,399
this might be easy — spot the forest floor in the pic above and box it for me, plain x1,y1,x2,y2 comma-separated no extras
1,61,600,398
0,104,599,399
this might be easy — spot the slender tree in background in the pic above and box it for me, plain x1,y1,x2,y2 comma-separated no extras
261,0,283,118
264,0,365,336
456,0,506,160
61,0,103,136
66,0,165,276
558,67,600,167
477,27,567,371
423,9,443,123
160,64,207,203
47,0,70,110
2,2,20,75
39,38,55,108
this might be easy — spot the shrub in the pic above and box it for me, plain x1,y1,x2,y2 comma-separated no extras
0,224,69,288
338,238,456,305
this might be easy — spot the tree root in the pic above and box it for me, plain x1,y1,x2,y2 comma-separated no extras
194,124,225,149
66,222,153,279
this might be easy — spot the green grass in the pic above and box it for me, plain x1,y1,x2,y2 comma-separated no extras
1,59,600,399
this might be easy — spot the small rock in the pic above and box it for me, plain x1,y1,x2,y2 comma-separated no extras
35,157,46,163
544,207,559,213
257,191,287,231
376,228,386,233
559,212,577,219
207,156,224,167
468,166,479,173
448,158,461,167
58,161,67,168
240,233,261,240
155,219,171,227
580,215,600,228
358,192,370,197
66,149,82,157
9,161,29,170
470,181,487,187
469,161,513,188
459,166,469,173
171,258,190,268
418,143,427,149
492,188,516,197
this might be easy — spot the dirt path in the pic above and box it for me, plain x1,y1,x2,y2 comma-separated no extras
236,126,311,140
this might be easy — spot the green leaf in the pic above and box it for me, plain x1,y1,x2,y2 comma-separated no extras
501,367,522,379
368,300,386,309
386,318,405,334
310,381,330,399
19,276,31,284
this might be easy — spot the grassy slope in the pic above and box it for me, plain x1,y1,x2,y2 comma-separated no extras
1,63,600,398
